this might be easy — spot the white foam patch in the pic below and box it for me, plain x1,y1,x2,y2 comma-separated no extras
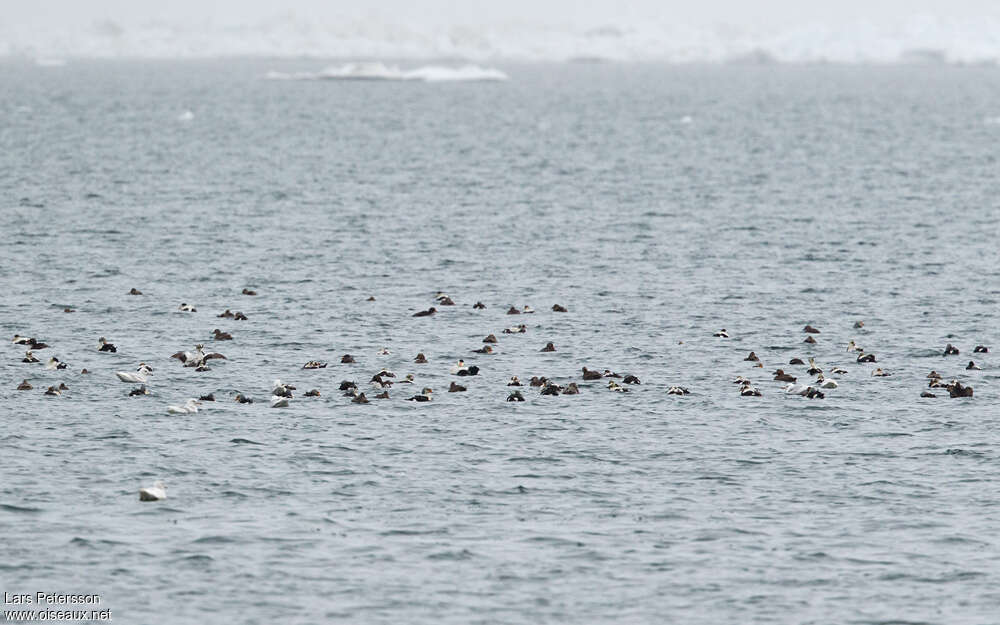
265,62,508,82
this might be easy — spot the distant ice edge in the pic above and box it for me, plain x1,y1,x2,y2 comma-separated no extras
264,63,509,82
5,16,1000,65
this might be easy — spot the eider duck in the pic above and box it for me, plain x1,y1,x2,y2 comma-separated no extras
943,344,960,356
603,370,622,378
506,307,521,315
45,357,67,370
974,345,989,353
59,382,68,391
507,391,525,402
507,376,522,387
80,369,89,374
854,321,865,329
789,358,805,365
128,288,143,296
11,334,33,345
503,325,527,334
803,325,820,334
437,296,455,306
871,368,890,377
366,296,376,302
198,393,215,401
563,383,580,395
540,342,556,352
398,374,414,384
129,386,150,396
242,288,257,296
304,389,320,397
857,353,876,363
375,391,390,399
22,351,39,363
351,393,369,404
139,482,166,501
456,366,480,377
377,347,391,355
744,352,759,362
805,388,825,399
815,375,838,389
713,329,729,338
412,307,437,317
272,380,295,398
920,391,937,398
167,399,200,414
414,353,428,363
581,367,602,381
947,381,974,398
607,381,629,392
967,361,981,370
116,364,152,383
212,329,232,341
98,337,117,352
803,336,817,344
483,334,498,344
63,307,74,313
341,354,356,363
740,384,762,397
303,360,327,369
449,382,466,393
178,303,197,312
407,388,433,402
831,367,848,375
17,379,32,390
552,304,568,313
623,375,641,384
473,345,494,354
28,339,49,350
806,358,822,375
529,377,548,387
472,302,486,310
44,386,61,396
773,369,796,383
846,341,862,352
234,393,253,404
540,382,561,396
522,305,535,313
338,381,357,391
218,309,235,318
667,386,690,395
927,371,942,379
449,360,467,374
234,312,248,321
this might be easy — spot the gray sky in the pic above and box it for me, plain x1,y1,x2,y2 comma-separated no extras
9,0,1000,29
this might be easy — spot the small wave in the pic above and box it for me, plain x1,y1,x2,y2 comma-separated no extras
0,503,42,514
266,62,508,83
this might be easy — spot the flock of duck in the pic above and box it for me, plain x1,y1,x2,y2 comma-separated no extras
9,288,987,500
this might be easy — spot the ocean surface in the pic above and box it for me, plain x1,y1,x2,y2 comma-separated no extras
2,59,1000,624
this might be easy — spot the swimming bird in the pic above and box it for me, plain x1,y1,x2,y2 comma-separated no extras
178,303,197,312
351,393,369,404
803,325,820,334
745,352,759,362
22,351,39,363
507,376,522,386
367,296,376,302
483,334,498,343
272,380,294,398
552,304,568,312
529,377,547,387
167,399,200,414
242,288,257,296
412,307,437,317
449,382,467,392
45,357,67,370
80,369,89,374
815,375,838,389
540,342,556,352
139,481,166,501
856,353,876,363
503,325,527,334
623,375,641,384
212,329,232,341
63,307,74,313
11,334,32,345
714,329,729,338
304,389,320,397
974,345,989,353
338,381,357,391
947,381,974,398
921,391,937,398
473,345,494,354
17,380,31,390
831,367,848,375
582,367,602,380
375,391,390,399
967,361,981,370
522,305,535,313
234,312,248,321
218,309,235,318
603,370,622,378
128,288,143,295
473,302,486,309
927,371,942,379
407,388,433,402
943,344,960,356
803,336,817,344
846,340,862,352
98,337,117,352
171,344,226,368
414,353,428,363
456,366,480,377
398,374,414,384
871,368,890,377
44,385,61,396
377,347,391,355
783,383,810,396
773,369,796,383
506,307,520,315
740,383,762,397
607,381,629,392
234,393,253,404
540,382,561,395
449,360,467,374
341,354,356,363
129,386,150,396
437,295,455,306
854,321,865,328
507,391,525,402
789,357,805,365
303,360,327,369
563,383,580,395
806,358,822,375
667,386,690,395
198,393,215,401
